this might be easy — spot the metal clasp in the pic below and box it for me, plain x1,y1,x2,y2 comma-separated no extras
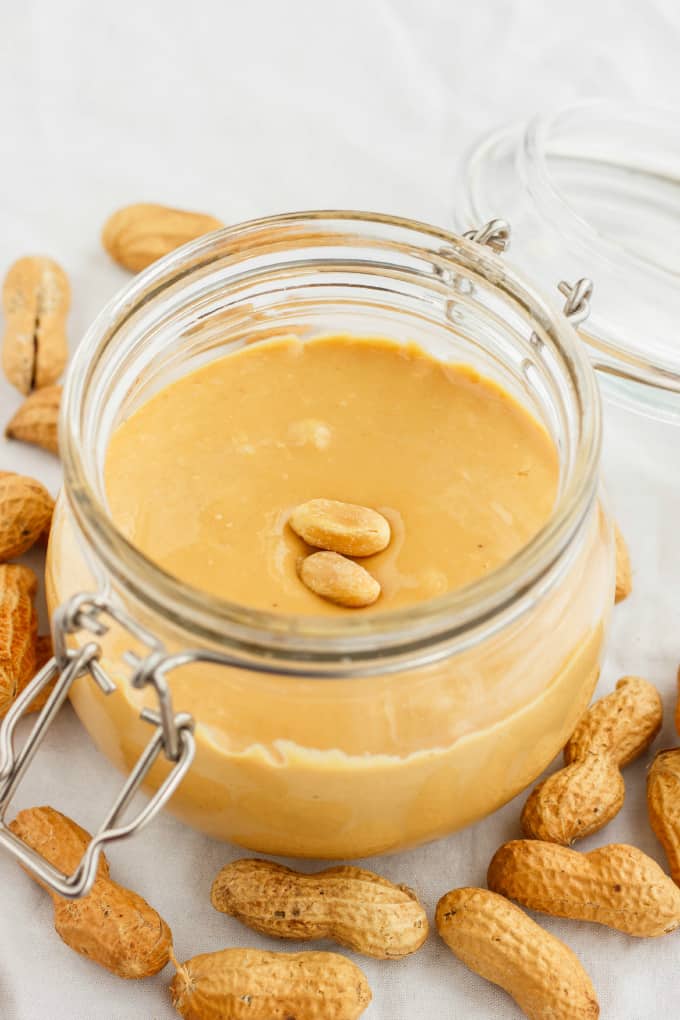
558,278,593,327
54,593,185,761
462,218,511,254
458,220,594,337
462,219,594,322
0,592,196,899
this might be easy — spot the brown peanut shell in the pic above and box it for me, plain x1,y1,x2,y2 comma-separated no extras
211,859,428,959
648,748,680,886
170,948,372,1020
102,203,223,272
0,563,38,717
2,256,69,393
0,471,54,560
521,753,625,845
436,887,599,1019
564,675,662,766
488,839,680,937
6,384,61,454
10,806,172,977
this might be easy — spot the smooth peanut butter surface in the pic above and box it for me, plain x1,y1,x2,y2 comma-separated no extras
104,335,558,612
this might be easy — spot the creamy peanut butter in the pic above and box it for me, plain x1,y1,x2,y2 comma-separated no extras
47,334,611,858
104,335,559,612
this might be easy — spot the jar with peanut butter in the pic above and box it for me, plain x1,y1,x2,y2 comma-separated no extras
38,212,611,859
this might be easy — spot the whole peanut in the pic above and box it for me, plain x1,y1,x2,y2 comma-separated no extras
521,676,662,844
299,551,380,607
436,887,599,1019
564,676,662,766
648,748,680,886
170,948,372,1020
290,499,391,556
0,563,38,717
0,471,54,561
2,256,69,394
6,384,61,455
10,806,172,977
102,203,223,272
211,859,428,959
488,839,680,937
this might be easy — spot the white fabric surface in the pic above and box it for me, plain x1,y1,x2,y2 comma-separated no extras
1,2,679,1017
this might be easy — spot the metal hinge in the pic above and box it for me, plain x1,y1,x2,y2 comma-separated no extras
0,592,196,899
463,218,593,329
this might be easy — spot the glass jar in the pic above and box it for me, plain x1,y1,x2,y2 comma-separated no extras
45,211,612,859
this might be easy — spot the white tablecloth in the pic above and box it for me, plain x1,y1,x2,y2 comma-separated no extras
1,2,679,1017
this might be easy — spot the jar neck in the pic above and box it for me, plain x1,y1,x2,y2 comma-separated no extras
60,210,602,672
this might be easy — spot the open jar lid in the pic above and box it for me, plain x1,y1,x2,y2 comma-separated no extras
454,100,680,423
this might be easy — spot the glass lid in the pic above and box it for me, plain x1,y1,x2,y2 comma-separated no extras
454,100,680,423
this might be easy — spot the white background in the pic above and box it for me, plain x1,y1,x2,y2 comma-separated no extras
1,2,680,1017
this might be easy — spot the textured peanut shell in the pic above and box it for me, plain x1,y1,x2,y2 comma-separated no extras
290,499,391,556
0,471,54,560
564,675,662,766
25,633,57,714
170,948,372,1020
6,384,61,454
18,632,57,714
2,256,69,394
10,806,110,887
35,633,53,665
211,859,428,959
0,563,38,717
436,887,599,1020
521,753,625,845
102,203,224,272
614,525,631,603
299,551,380,607
521,675,661,845
53,881,173,979
488,840,680,936
647,748,680,886
10,806,172,977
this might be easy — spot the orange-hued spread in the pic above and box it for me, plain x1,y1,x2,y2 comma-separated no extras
104,335,559,612
47,334,611,858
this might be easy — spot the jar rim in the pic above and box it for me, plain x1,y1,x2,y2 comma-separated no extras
60,210,602,669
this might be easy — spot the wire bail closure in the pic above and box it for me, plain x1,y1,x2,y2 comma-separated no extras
0,592,196,899
462,218,511,254
464,219,594,330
